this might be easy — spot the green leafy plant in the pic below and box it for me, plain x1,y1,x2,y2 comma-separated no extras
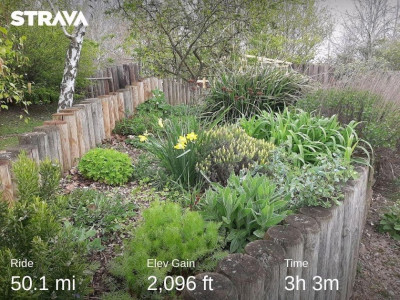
78,148,133,186
113,90,195,138
12,152,61,202
197,125,274,185
110,201,223,298
202,65,309,123
201,173,291,253
38,158,61,200
378,201,400,240
0,198,92,299
59,188,137,241
0,26,29,111
241,108,370,166
264,146,357,208
297,88,400,150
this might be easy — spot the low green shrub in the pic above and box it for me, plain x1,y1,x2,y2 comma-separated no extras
24,86,59,104
143,117,203,189
110,201,223,298
59,189,137,241
297,88,400,150
0,198,92,299
241,108,370,166
113,112,161,136
378,201,400,240
78,148,133,186
202,65,309,123
264,147,358,208
12,152,60,201
201,173,291,252
197,125,275,185
113,89,194,137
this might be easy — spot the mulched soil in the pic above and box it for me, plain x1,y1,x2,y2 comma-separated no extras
58,135,156,298
352,149,400,300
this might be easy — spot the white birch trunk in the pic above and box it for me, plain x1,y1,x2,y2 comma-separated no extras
57,22,86,111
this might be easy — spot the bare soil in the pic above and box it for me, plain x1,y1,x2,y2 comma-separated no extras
352,149,400,300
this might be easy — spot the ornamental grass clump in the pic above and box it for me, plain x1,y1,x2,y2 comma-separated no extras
197,125,274,185
202,65,309,123
78,148,133,186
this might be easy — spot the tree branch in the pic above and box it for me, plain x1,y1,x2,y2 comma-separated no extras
46,0,74,39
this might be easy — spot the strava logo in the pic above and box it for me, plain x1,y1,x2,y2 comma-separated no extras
10,11,88,26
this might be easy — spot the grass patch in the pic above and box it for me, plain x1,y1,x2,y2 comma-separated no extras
0,103,57,150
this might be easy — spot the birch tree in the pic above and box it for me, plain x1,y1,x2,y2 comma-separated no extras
47,0,93,111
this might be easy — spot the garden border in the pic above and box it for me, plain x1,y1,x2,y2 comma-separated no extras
183,165,372,300
0,63,204,202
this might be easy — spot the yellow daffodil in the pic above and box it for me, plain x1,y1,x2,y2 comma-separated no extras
186,131,198,141
158,118,164,128
174,142,186,150
178,135,187,144
138,135,148,142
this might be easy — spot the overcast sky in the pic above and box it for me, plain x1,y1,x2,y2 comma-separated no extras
315,0,399,61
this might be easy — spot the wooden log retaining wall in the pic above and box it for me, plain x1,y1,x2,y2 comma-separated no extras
183,166,371,300
0,63,204,202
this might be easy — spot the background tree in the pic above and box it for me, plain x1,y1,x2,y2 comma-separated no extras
246,0,332,63
118,0,331,80
46,0,95,111
340,0,397,61
0,27,29,112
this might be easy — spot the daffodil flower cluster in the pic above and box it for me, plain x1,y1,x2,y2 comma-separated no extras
174,131,198,150
138,130,149,142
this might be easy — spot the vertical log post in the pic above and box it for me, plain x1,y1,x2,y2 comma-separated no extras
131,85,139,112
33,125,63,168
299,206,333,300
285,214,320,300
0,159,14,203
74,103,96,149
99,96,112,139
245,240,287,300
52,112,80,164
18,132,49,161
182,273,238,300
217,254,266,300
43,120,71,173
80,99,104,145
265,226,304,300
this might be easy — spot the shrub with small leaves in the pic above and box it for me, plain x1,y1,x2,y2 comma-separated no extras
110,201,224,298
78,148,133,185
378,201,400,240
12,152,61,202
197,125,274,185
